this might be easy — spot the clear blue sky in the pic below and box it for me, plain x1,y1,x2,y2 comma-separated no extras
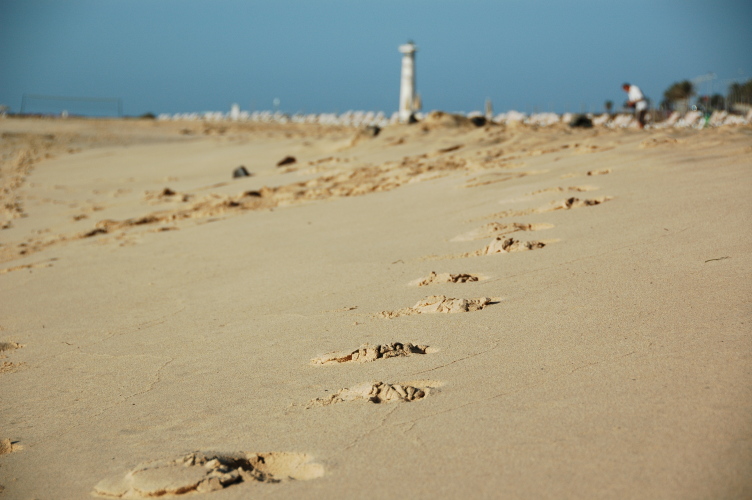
1,0,750,116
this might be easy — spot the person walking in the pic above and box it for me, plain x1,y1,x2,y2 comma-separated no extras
622,83,648,128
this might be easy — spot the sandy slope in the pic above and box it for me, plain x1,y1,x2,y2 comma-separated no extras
0,116,750,499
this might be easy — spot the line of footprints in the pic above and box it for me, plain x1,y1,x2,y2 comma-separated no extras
91,175,611,498
307,181,612,410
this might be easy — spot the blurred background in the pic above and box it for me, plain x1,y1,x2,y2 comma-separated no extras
1,0,750,117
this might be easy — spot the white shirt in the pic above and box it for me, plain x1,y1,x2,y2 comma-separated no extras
628,85,647,111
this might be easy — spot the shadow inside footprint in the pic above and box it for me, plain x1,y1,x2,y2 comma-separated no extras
555,196,612,210
411,271,480,286
0,342,22,353
483,237,545,255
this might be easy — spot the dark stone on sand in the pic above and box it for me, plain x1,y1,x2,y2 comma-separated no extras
233,166,251,178
469,116,487,127
83,228,108,238
569,115,593,128
276,156,297,167
243,191,262,197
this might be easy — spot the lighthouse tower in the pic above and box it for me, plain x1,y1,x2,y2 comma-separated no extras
398,41,417,123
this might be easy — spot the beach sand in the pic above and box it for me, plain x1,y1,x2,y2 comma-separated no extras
1,115,750,499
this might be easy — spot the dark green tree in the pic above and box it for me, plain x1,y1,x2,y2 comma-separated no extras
728,79,752,104
663,80,695,103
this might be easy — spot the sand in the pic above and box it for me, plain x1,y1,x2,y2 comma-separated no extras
0,115,750,499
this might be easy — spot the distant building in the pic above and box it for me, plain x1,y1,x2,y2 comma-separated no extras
398,41,417,123
230,103,240,121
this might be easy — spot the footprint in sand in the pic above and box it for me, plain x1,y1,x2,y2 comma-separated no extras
483,196,612,220
526,186,597,196
0,341,25,373
311,343,437,365
0,438,22,456
640,137,680,149
468,237,546,257
93,451,324,498
379,295,496,318
477,206,537,220
587,169,611,176
430,236,547,260
1,361,26,373
410,271,480,286
462,171,540,189
555,196,612,209
0,341,23,353
0,259,57,275
307,380,442,407
81,190,275,238
452,222,553,242
144,187,193,204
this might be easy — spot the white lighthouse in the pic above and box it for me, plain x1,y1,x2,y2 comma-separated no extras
398,41,417,123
